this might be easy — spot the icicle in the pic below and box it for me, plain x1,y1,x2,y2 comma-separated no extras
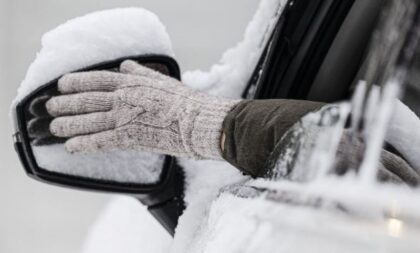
313,103,351,180
351,80,368,133
359,78,401,185
363,85,380,139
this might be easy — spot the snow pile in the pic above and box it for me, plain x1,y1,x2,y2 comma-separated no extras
34,145,164,183
13,7,174,105
13,8,174,183
170,160,248,253
193,179,420,253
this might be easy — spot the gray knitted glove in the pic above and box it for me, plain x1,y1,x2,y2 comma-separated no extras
46,60,241,160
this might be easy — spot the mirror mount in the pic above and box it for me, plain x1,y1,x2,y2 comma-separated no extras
140,160,186,236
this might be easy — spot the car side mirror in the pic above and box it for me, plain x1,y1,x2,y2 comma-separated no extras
12,55,185,235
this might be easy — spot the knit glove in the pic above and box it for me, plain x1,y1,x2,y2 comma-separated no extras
46,60,241,160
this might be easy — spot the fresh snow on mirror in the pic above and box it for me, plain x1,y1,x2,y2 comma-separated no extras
13,8,174,106
33,145,165,183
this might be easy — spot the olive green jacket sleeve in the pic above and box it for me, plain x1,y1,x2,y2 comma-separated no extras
221,99,325,177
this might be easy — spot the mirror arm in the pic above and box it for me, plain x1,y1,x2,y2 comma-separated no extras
136,158,186,236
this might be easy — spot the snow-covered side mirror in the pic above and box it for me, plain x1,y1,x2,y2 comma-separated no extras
13,55,181,194
11,8,185,235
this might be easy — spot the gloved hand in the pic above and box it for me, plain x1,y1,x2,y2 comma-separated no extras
46,60,240,160
334,131,420,186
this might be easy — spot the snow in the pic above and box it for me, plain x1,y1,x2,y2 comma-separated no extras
170,160,248,253
13,7,174,106
193,179,420,253
33,145,165,183
13,8,174,184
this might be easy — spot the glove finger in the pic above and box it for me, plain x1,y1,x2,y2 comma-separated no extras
46,92,113,117
64,125,184,155
120,60,168,80
380,149,420,187
32,136,66,146
29,95,51,117
58,71,130,93
50,111,115,138
64,129,119,153
28,117,53,139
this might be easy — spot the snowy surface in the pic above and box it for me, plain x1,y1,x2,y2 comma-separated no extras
33,145,165,183
13,7,174,105
192,179,420,253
